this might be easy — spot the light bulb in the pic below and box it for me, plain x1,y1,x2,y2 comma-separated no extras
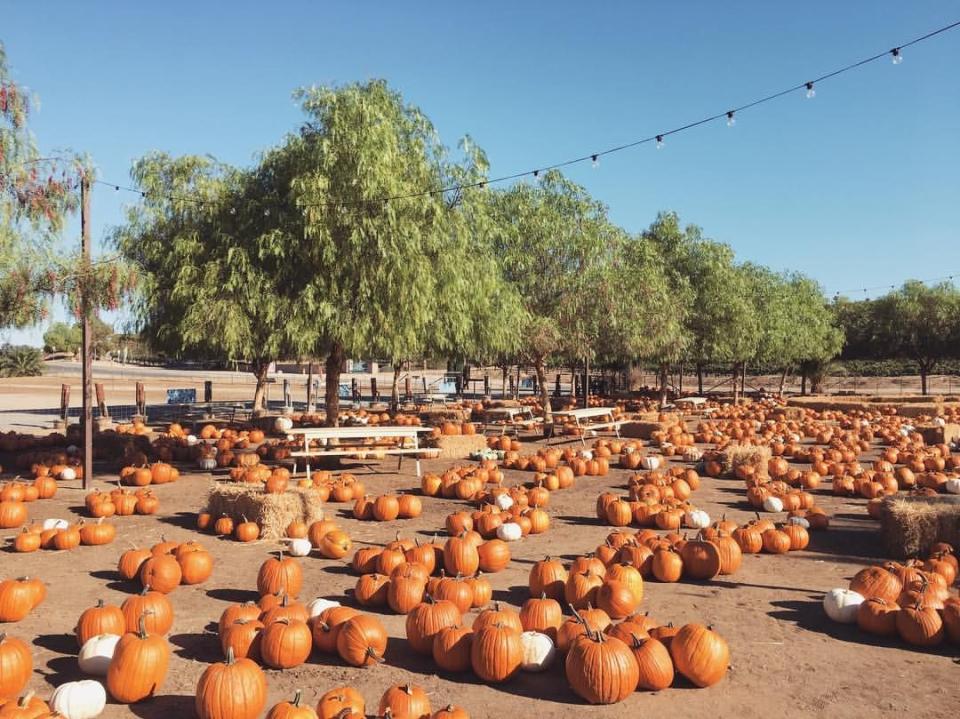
591,154,599,168
891,48,902,64
229,207,236,215
726,111,736,127
656,135,664,150
805,82,815,99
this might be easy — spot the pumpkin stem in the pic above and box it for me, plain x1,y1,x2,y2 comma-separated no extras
225,645,236,664
136,611,152,639
96,598,105,608
291,689,303,707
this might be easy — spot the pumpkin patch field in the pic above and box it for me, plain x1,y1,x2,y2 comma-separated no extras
0,402,958,719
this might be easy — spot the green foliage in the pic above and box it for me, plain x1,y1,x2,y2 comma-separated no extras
42,317,116,355
0,344,43,377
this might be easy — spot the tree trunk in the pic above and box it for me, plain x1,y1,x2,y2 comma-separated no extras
391,362,402,410
810,372,825,395
514,365,521,400
658,363,669,407
732,363,741,405
696,363,704,396
324,343,344,427
678,361,683,395
535,357,552,433
778,367,789,398
306,361,314,410
920,363,929,396
251,359,272,416
801,372,807,396
501,366,508,399
741,363,747,399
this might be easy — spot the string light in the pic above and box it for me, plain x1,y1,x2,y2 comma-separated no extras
726,111,736,127
84,19,959,212
591,154,599,168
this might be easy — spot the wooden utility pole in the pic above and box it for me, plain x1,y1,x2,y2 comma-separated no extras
80,175,93,490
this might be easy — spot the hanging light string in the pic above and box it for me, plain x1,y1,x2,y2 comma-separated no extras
83,18,960,210
830,271,959,299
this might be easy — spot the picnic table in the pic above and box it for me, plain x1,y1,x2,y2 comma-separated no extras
550,406,623,445
288,425,435,477
483,406,538,435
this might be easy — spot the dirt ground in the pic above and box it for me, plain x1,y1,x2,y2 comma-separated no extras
1,430,958,719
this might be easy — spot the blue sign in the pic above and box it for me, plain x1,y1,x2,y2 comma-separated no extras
167,388,197,404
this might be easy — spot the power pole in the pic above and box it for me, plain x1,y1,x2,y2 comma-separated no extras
80,175,93,490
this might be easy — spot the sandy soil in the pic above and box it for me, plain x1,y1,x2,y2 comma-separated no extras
1,432,958,719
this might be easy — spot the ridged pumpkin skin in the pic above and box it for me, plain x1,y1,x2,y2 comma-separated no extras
433,625,473,672
195,650,266,719
519,595,563,640
895,604,944,646
405,599,461,654
564,632,639,704
856,597,899,636
669,623,729,688
629,635,674,691
336,615,387,667
259,619,312,669
257,552,303,598
106,622,170,703
266,690,318,719
0,633,32,699
75,599,125,646
470,624,522,683
316,686,365,719
378,684,431,719
849,566,902,603
528,557,568,600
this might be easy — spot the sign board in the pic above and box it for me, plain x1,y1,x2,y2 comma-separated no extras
167,388,197,404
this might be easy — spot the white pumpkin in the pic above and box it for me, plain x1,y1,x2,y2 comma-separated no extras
934,417,946,427
823,588,864,623
306,598,340,619
274,416,294,433
197,457,217,471
683,509,711,529
496,522,523,542
42,518,70,531
59,467,77,481
622,445,635,454
185,434,199,446
51,679,107,719
78,634,121,675
494,493,514,511
520,631,555,672
945,477,960,495
787,516,810,528
641,455,662,471
579,450,594,460
284,538,312,557
681,446,703,462
762,495,784,513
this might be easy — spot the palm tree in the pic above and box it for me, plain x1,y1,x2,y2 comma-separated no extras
0,345,43,377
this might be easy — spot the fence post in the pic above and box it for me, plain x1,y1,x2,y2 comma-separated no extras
135,382,146,418
404,376,412,403
484,374,490,397
204,380,213,403
59,384,70,424
370,377,378,403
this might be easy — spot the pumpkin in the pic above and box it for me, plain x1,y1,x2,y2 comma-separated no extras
519,594,563,640
443,535,480,576
305,597,340,619
221,618,264,662
679,538,722,580
265,690,318,719
651,548,683,583
354,574,390,607
78,633,121,676
319,530,352,559
139,555,182,594
106,614,170,703
11,529,40,554
378,684,431,719
596,581,637,620
49,679,107,719
405,598,461,654
470,623,522,683
895,602,944,646
0,633,31,700
336,614,388,667
0,578,41,623
849,566,902,603
387,572,426,615
317,686,365,719
311,606,360,654
0,502,27,529
856,597,899,636
235,519,260,543
432,705,470,719
668,623,728,688
472,602,523,635
565,631,639,704
257,551,303,598
711,535,742,575
0,691,50,718
121,588,174,635
75,599,125,646
629,635,674,691
760,528,791,554
528,557,568,600
431,624,473,672
195,647,267,719
260,618,312,669
519,630,556,672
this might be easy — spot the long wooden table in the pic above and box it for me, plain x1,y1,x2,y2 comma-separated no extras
288,425,435,477
550,406,623,445
483,406,538,435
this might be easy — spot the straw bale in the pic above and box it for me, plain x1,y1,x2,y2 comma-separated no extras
432,434,489,460
720,444,772,478
204,483,326,539
880,495,960,559
917,423,960,446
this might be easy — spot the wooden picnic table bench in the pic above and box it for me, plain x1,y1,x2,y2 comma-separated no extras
287,425,435,477
483,406,539,435
550,406,624,446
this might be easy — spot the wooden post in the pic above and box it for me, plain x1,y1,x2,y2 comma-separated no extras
370,377,378,402
80,176,93,490
60,384,70,423
306,362,314,410
404,375,411,403
135,381,146,416
483,373,490,397
95,383,107,417
204,380,213,403
351,377,358,403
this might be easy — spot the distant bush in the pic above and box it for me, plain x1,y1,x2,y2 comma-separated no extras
0,344,43,377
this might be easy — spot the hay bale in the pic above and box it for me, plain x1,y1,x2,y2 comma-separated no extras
431,434,489,460
917,423,960,446
898,401,944,419
419,408,471,424
720,444,771,478
620,421,668,440
205,483,326,539
880,495,960,559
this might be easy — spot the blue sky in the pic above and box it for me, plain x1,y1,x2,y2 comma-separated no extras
3,1,959,346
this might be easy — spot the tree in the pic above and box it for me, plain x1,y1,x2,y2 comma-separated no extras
489,171,625,422
0,344,42,377
287,81,521,424
113,153,314,413
0,43,78,329
871,280,960,395
43,318,116,356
